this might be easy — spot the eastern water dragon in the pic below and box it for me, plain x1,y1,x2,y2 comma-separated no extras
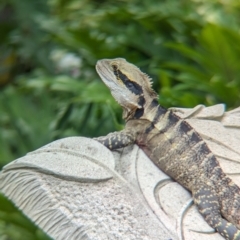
94,58,240,240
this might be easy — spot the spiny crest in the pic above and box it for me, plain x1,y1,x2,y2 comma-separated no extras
140,71,158,98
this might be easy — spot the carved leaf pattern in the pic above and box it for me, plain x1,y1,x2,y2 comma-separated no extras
0,137,173,240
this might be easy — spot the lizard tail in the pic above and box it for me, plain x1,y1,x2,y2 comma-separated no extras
217,178,240,230
193,185,240,240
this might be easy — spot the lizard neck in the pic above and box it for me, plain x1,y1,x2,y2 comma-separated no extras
125,97,167,123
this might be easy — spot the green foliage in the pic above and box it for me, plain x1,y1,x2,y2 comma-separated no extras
164,24,240,108
0,0,240,239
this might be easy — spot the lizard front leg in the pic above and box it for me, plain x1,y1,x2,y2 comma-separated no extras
94,130,136,150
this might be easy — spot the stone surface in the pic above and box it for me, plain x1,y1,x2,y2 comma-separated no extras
1,104,240,240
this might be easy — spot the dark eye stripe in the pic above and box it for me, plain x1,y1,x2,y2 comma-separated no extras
117,70,143,95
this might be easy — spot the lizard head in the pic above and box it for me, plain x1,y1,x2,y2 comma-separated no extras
96,58,158,120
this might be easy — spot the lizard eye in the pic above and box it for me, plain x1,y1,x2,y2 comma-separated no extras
112,64,118,71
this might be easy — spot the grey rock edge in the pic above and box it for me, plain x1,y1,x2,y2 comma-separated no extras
1,104,240,240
